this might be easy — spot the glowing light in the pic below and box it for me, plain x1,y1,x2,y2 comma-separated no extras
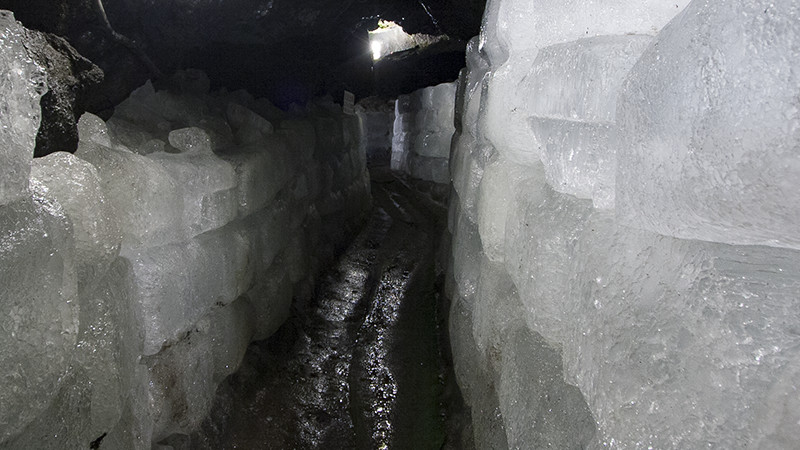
368,20,447,63
371,41,382,60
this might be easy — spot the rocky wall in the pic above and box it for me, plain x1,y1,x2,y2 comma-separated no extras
447,0,800,448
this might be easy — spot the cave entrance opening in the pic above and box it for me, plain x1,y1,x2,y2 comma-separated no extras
367,20,447,61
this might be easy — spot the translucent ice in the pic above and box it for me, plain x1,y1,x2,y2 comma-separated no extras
529,118,616,208
129,222,254,355
356,106,394,164
467,160,800,446
75,257,141,445
312,115,346,154
480,0,690,62
77,112,112,147
409,131,453,159
473,262,596,449
150,128,238,236
616,0,800,249
242,198,293,271
144,321,213,440
406,153,450,184
280,118,317,163
0,11,47,206
0,194,77,441
30,152,122,282
447,0,800,447
476,157,536,262
0,66,372,446
208,298,256,383
145,297,255,440
226,102,274,144
391,82,456,183
113,81,234,151
479,0,688,166
76,141,186,249
503,171,594,344
448,292,510,450
246,265,293,340
458,37,490,140
450,134,492,224
413,82,457,133
221,135,294,217
7,257,144,449
450,205,483,300
167,126,213,154
565,212,800,448
527,35,652,122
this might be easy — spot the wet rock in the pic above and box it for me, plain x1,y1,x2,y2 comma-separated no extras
20,26,104,155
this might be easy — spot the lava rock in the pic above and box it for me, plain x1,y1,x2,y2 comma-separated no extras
21,28,103,156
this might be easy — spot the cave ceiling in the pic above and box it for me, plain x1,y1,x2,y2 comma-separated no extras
0,0,485,110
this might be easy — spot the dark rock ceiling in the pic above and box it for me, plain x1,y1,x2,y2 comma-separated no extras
1,0,485,112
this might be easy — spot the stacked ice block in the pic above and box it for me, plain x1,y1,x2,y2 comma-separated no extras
355,100,395,165
0,21,371,446
0,11,46,206
391,82,457,184
447,0,800,448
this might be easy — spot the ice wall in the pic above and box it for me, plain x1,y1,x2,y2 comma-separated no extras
391,82,457,184
448,0,800,448
355,98,395,165
0,25,370,446
0,11,47,206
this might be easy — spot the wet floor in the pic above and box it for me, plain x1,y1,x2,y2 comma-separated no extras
180,168,457,449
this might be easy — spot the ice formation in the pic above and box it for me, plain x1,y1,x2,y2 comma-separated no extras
356,98,395,165
616,0,800,249
30,152,122,283
0,194,77,441
391,82,457,184
446,0,800,448
0,53,370,448
0,11,47,206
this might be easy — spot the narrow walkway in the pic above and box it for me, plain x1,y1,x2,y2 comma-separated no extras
188,168,451,449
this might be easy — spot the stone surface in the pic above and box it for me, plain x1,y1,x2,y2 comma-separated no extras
22,29,103,156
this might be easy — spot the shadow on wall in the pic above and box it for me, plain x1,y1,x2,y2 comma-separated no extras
373,39,466,99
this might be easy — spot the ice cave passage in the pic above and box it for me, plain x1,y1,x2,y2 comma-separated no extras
1,0,800,449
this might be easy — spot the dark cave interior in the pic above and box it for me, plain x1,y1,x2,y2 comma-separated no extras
1,0,484,116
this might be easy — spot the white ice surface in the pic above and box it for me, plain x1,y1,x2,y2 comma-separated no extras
30,152,122,282
0,11,47,206
0,194,77,441
616,0,800,249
